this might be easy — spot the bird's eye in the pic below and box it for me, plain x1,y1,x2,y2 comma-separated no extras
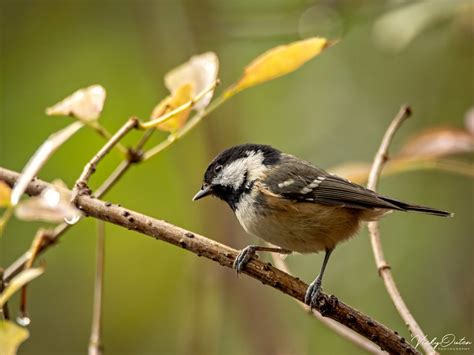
214,165,223,173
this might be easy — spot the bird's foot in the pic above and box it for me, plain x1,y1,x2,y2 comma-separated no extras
233,245,257,274
304,277,322,309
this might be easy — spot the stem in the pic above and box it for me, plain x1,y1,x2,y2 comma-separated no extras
86,121,129,156
140,80,220,129
0,207,13,237
0,269,10,320
89,221,105,355
367,105,437,355
142,90,228,161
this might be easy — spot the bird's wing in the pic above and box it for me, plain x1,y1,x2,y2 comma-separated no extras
263,154,401,210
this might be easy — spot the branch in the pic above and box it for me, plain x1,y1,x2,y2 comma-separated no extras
0,167,418,355
367,105,437,355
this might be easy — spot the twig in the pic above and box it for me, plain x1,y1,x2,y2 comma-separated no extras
142,90,228,162
367,105,437,355
19,229,51,321
0,167,418,354
0,269,10,320
89,221,105,355
270,253,386,354
139,80,220,129
85,120,129,156
73,117,139,197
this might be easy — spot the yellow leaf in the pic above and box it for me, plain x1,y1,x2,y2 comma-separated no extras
228,37,332,96
165,52,219,111
0,320,29,355
150,83,194,132
0,181,11,207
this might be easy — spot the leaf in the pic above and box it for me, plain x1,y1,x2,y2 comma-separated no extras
46,85,106,121
464,106,474,135
228,37,331,96
165,52,219,111
10,121,84,206
0,181,11,207
0,267,44,307
0,320,29,355
372,1,459,52
328,162,372,184
15,180,81,223
150,83,194,132
397,127,474,159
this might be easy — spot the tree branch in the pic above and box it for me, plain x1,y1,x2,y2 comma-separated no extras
367,105,436,355
0,167,418,355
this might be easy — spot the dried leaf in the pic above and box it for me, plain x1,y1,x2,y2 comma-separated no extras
228,37,331,95
328,162,372,184
397,127,474,159
0,321,29,355
0,181,11,207
15,181,81,223
46,85,106,121
150,83,194,132
10,121,84,206
464,107,474,135
0,267,44,307
165,52,219,111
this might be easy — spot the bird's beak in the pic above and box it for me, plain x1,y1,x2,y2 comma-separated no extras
192,184,213,201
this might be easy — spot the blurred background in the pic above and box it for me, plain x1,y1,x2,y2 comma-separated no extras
1,0,473,354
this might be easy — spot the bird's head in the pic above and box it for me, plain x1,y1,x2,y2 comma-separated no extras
193,144,281,209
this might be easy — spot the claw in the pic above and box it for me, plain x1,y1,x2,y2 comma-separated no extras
304,277,322,308
233,246,257,274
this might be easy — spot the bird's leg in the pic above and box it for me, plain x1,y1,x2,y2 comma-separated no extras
304,248,334,308
233,245,291,274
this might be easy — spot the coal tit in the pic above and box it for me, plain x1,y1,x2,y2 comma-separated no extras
193,144,452,308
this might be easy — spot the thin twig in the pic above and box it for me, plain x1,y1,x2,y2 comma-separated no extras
270,253,386,354
0,269,10,320
19,229,51,321
89,221,105,355
73,117,139,197
142,89,228,162
0,167,418,354
367,105,437,355
85,121,128,156
140,80,220,129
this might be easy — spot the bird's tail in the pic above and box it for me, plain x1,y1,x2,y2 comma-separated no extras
379,197,453,217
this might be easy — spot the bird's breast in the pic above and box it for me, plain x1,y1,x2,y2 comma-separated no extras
235,191,362,253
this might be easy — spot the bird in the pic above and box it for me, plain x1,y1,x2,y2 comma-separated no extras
192,143,452,308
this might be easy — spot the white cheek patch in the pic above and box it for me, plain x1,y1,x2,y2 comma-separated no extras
212,150,266,190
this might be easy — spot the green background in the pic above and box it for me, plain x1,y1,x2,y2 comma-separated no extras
1,1,472,354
